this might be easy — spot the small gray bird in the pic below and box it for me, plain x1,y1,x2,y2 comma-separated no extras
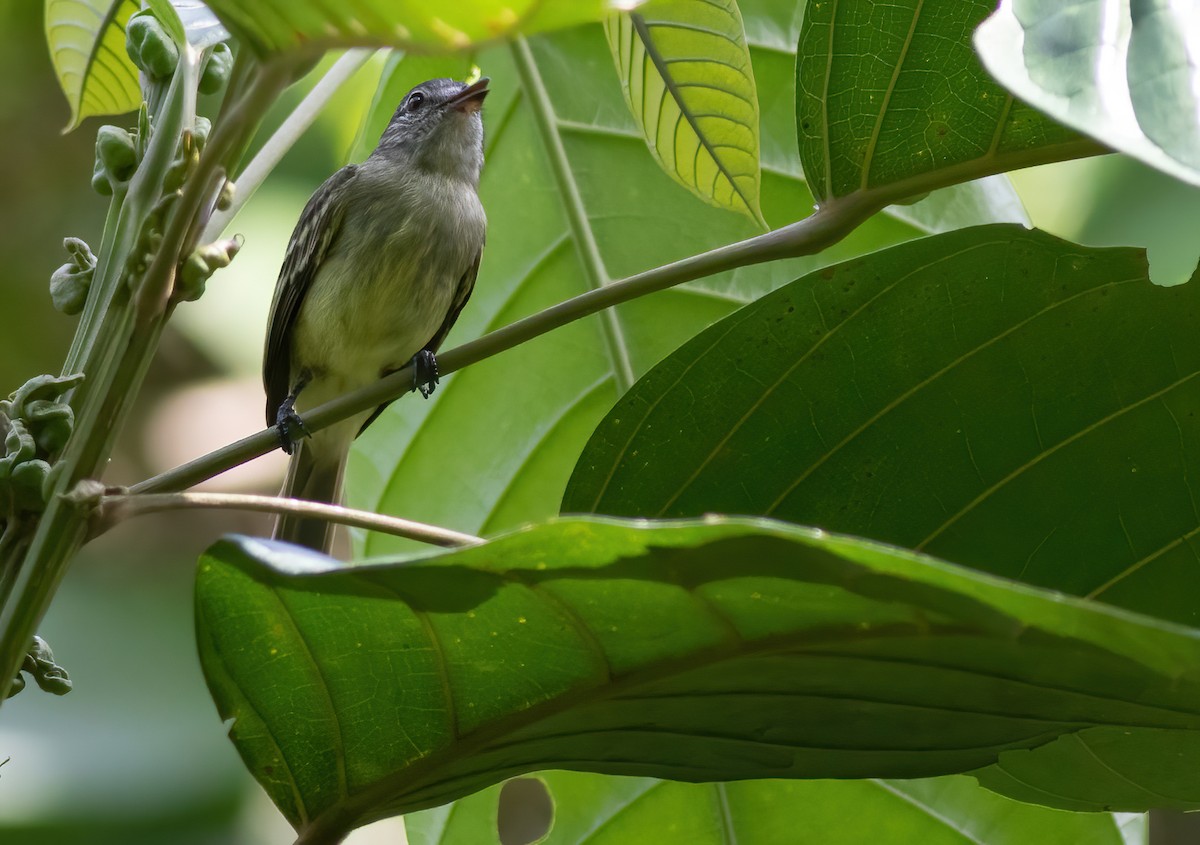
263,77,489,552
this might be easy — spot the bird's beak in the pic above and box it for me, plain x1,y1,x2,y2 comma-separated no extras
449,77,490,114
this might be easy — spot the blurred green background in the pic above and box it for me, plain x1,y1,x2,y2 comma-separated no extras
2,2,1199,842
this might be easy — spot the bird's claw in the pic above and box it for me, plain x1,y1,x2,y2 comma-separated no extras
275,398,309,455
412,350,440,399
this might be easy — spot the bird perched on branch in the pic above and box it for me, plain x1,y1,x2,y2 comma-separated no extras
262,76,489,553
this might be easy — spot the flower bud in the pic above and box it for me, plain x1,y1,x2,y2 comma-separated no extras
126,13,179,80
199,43,233,95
92,125,137,194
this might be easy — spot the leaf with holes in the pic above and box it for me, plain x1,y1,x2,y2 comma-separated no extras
795,0,1097,204
345,12,1028,560
202,0,636,57
406,771,1144,844
45,0,142,131
197,517,1200,838
563,224,1200,631
605,0,764,223
976,0,1200,187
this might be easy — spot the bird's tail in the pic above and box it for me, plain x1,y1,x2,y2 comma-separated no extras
273,434,347,554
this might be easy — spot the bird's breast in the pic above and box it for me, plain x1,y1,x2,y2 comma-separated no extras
290,171,485,399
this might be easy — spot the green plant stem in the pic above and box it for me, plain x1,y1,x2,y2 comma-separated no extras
131,189,882,496
0,66,194,698
62,183,127,376
98,491,480,548
0,59,293,704
510,37,636,394
0,522,27,621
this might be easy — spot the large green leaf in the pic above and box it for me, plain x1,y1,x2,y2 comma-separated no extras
197,518,1200,838
406,772,1145,844
346,8,1027,559
564,225,1200,627
202,0,635,57
977,1,1200,187
45,0,141,131
795,0,1097,203
605,0,765,223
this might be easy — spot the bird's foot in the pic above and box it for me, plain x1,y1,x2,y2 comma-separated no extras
275,396,309,455
412,350,440,399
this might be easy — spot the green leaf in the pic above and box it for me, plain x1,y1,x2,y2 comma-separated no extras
403,780,506,844
560,221,1200,813
202,0,635,57
795,0,1095,203
562,225,1200,628
976,0,1200,187
346,13,1027,559
409,772,1145,844
543,772,1144,845
45,0,142,131
197,518,1200,836
604,0,765,224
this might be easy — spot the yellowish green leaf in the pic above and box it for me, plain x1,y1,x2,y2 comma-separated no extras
45,0,142,131
204,0,638,57
605,0,763,223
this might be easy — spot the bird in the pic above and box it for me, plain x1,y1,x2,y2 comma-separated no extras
262,76,489,553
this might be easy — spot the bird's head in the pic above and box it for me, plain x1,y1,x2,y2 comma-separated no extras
373,77,489,184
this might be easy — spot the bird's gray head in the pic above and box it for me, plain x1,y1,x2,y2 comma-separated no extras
372,77,489,185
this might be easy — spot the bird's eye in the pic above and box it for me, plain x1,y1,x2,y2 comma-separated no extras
407,91,425,111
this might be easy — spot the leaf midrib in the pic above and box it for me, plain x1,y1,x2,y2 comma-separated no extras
629,11,762,223
51,0,137,125
299,597,1197,831
510,37,636,394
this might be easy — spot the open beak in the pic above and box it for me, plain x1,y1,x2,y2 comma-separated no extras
449,77,490,114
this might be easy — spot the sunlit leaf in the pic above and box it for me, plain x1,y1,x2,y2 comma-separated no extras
45,0,141,131
976,0,1200,187
605,0,764,223
408,772,1147,845
408,772,1145,845
203,0,638,57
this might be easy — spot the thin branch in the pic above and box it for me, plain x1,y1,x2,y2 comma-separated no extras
0,58,299,704
202,49,378,242
130,191,881,495
98,491,480,548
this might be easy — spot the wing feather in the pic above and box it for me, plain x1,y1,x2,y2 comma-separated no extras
262,164,359,426
425,247,482,354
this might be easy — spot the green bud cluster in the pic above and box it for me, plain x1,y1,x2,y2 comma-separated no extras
200,43,233,95
126,10,232,93
125,13,179,80
49,237,97,316
0,374,84,516
122,115,216,289
178,236,242,302
6,637,72,699
91,125,137,196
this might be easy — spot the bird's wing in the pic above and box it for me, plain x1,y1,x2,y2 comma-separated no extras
262,164,359,426
425,246,482,354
